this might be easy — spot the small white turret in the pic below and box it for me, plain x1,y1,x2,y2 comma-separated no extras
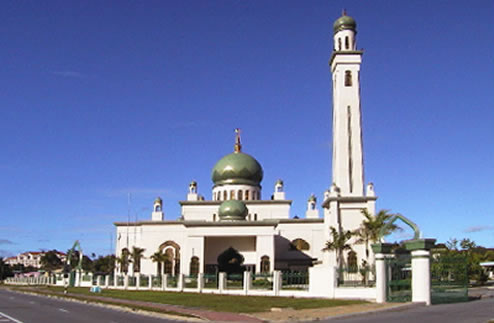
187,181,199,201
273,179,285,200
366,182,375,197
152,197,164,221
305,194,319,219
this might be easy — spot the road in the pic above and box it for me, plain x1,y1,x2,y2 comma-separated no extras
0,289,186,323
324,298,494,323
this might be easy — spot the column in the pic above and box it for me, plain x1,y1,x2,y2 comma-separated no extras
372,243,393,303
405,239,436,306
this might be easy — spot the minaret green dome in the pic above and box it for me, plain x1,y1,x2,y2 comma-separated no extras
333,13,357,34
218,200,248,221
212,152,263,187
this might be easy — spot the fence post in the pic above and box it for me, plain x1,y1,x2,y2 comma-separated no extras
218,272,226,293
162,274,168,291
124,274,129,290
178,274,184,292
243,271,251,295
197,273,204,293
273,271,281,296
148,275,153,290
105,275,109,288
136,274,141,290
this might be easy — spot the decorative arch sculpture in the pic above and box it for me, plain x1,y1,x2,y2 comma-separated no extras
379,213,421,241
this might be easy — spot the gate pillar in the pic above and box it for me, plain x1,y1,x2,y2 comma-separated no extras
372,243,393,303
405,239,436,305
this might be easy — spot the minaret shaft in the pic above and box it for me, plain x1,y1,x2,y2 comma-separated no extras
330,39,364,196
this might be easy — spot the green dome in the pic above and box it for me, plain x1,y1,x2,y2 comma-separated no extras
218,200,248,221
212,152,263,187
333,14,356,34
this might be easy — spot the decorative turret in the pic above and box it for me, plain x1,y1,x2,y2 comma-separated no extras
187,180,200,201
273,179,285,200
305,194,319,219
152,197,164,221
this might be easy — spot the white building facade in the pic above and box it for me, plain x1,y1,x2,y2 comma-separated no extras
114,12,377,278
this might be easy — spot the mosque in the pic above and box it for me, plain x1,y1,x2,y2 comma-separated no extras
114,12,377,277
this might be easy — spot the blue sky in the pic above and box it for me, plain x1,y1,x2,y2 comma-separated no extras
1,1,493,258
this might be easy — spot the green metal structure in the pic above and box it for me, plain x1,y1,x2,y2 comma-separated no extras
65,240,83,287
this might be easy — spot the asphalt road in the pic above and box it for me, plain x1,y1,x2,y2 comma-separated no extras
324,298,494,323
0,289,186,323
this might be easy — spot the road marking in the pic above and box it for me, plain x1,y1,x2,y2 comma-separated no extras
0,312,24,323
58,308,69,313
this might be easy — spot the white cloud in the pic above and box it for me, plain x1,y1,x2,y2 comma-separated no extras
464,225,494,233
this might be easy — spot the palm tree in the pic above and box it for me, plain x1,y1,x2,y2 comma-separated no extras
324,226,354,270
116,248,130,274
150,250,169,276
130,247,146,274
354,209,401,261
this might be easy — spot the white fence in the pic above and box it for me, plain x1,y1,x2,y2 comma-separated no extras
4,268,376,300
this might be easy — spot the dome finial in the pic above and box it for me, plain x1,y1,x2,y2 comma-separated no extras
234,128,242,153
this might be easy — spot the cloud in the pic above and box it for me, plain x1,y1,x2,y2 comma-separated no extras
463,225,494,233
50,70,85,78
0,239,14,245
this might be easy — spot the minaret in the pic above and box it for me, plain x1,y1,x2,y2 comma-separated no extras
330,11,365,196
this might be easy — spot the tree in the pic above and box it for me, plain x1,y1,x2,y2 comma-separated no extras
324,226,354,270
116,248,130,274
150,251,169,276
92,255,116,274
0,258,13,280
217,247,245,274
40,250,63,273
130,247,145,273
354,209,401,261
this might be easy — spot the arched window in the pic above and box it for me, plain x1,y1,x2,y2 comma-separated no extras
289,239,310,251
245,190,250,200
154,205,161,212
189,256,199,276
254,213,258,221
223,191,227,200
260,255,270,273
238,190,243,200
347,251,358,273
345,36,349,49
164,249,173,274
338,38,342,51
345,70,352,87
213,213,216,222
230,190,235,200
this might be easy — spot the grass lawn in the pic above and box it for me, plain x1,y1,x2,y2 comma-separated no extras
23,286,367,313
